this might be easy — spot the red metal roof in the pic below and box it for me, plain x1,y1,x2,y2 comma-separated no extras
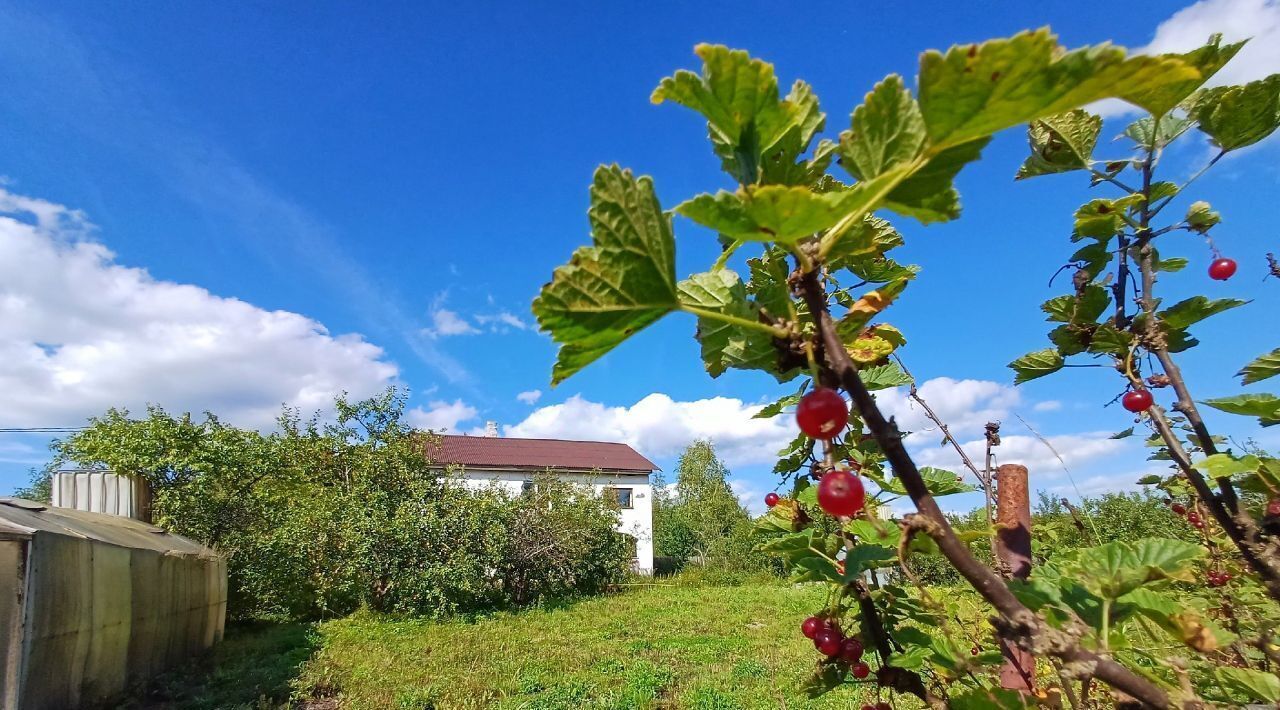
426,435,657,473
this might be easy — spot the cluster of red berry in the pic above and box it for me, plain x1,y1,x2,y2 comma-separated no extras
1207,569,1233,587
1167,500,1206,529
860,703,892,710
801,616,870,676
798,388,868,517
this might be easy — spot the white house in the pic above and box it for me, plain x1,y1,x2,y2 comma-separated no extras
424,430,657,573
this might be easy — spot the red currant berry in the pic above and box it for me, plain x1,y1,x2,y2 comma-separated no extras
1171,502,1187,515
765,492,780,507
851,661,871,679
1267,499,1280,517
818,469,866,518
801,616,823,639
861,706,875,710
836,560,846,576
796,388,848,439
814,628,843,657
1122,390,1153,413
876,703,892,710
970,645,980,656
839,637,864,663
1187,511,1201,525
1208,257,1237,281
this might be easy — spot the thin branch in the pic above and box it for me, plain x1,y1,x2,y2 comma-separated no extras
794,264,1172,709
1148,148,1227,220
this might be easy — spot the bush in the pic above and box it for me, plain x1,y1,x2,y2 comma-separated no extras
49,388,631,620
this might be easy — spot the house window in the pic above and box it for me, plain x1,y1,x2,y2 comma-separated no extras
521,480,534,496
605,486,634,509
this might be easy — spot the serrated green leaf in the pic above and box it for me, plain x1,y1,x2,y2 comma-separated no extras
839,74,926,181
744,245,793,319
1111,427,1134,439
1239,348,1280,385
1188,74,1280,151
843,544,896,577
878,467,973,496
1071,241,1112,279
652,44,827,185
949,688,1038,710
678,270,792,380
1203,394,1280,427
1124,34,1245,117
677,185,872,244
1157,257,1188,272
883,137,990,223
859,362,913,391
534,166,679,385
754,391,801,420
1017,109,1101,179
917,29,1199,150
1049,324,1088,356
1193,453,1262,479
1123,113,1193,148
1121,587,1233,652
1216,667,1280,703
1088,323,1133,356
845,518,901,547
1136,474,1161,485
1158,295,1247,330
1009,348,1065,384
1075,538,1203,599
826,215,904,271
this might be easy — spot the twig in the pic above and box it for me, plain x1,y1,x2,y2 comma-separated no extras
794,263,1173,708
895,356,992,504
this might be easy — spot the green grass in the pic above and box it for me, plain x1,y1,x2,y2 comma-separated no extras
292,583,889,709
127,582,960,709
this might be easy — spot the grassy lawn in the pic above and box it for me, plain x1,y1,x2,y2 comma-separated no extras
128,582,967,709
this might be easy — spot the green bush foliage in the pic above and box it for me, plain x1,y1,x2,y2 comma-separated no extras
49,388,631,620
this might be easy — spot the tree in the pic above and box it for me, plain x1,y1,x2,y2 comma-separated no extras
654,440,755,565
533,30,1280,706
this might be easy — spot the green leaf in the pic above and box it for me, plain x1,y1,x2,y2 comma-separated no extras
534,166,679,385
754,391,802,420
678,270,790,380
676,185,874,244
1202,394,1280,427
1136,474,1161,485
1239,348,1280,385
1123,33,1246,117
878,467,973,496
1193,453,1262,479
1188,74,1280,151
1157,256,1188,272
1009,348,1065,384
949,689,1038,710
839,74,926,182
826,215,904,271
1075,538,1204,599
1110,427,1134,439
652,45,826,185
842,544,896,577
1185,201,1221,233
1123,114,1193,148
1071,241,1111,279
745,245,793,318
1016,109,1102,179
882,137,990,223
1216,667,1280,703
1088,323,1133,356
859,361,913,391
917,28,1199,150
1072,195,1142,239
1158,295,1247,330
844,256,919,284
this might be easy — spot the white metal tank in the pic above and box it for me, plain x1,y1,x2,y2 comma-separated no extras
50,470,152,522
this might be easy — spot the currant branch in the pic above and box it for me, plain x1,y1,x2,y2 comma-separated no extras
793,259,1174,709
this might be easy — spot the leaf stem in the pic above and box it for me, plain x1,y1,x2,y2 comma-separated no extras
1148,149,1226,220
678,305,789,339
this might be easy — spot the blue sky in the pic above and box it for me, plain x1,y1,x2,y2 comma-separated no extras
1,0,1278,513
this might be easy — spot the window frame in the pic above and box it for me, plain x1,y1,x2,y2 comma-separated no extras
605,486,634,509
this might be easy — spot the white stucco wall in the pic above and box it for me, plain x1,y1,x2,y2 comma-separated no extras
449,468,654,573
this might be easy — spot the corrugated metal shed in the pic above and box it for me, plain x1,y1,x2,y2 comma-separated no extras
426,435,658,472
0,497,226,710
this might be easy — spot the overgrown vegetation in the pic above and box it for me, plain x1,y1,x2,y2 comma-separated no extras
653,440,778,579
47,388,631,620
533,28,1280,707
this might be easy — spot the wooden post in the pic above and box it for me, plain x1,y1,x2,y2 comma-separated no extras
995,463,1035,692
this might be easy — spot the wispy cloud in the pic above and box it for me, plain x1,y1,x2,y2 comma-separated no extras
516,389,543,405
0,3,470,385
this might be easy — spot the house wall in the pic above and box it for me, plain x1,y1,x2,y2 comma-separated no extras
452,468,654,573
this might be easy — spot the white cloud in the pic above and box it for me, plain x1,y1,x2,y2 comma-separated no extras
505,393,795,468
1033,400,1063,412
1096,0,1280,116
516,389,542,405
0,186,398,429
406,399,478,432
877,377,1021,444
730,478,770,516
475,311,529,331
424,308,479,337
912,432,1129,483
